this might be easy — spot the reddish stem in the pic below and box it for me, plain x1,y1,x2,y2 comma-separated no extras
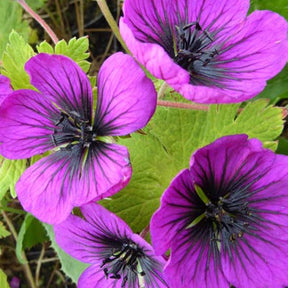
157,100,209,111
17,0,59,44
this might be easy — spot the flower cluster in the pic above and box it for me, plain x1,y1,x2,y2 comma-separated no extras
1,0,288,287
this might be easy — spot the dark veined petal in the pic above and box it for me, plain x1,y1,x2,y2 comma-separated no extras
0,89,58,159
94,52,157,136
16,143,131,224
121,0,175,54
173,0,249,34
54,203,133,263
120,18,190,90
78,265,124,288
25,53,93,122
0,75,13,105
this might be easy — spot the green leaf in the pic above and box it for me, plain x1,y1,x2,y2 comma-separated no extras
43,224,89,283
0,0,31,59
2,31,35,90
37,37,90,72
0,221,10,239
101,100,284,232
16,214,48,264
250,0,288,20
0,157,26,199
26,0,48,10
0,269,10,288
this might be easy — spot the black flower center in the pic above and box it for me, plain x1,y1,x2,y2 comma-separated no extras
174,22,224,87
204,196,250,247
101,241,145,287
51,111,96,149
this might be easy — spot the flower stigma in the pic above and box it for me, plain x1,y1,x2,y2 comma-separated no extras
101,240,146,287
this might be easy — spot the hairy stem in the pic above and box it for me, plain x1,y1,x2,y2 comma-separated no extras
2,211,37,288
157,100,209,111
95,0,130,53
16,0,59,44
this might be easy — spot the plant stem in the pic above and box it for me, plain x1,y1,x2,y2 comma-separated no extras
16,0,59,44
157,82,170,99
95,0,130,53
157,100,209,111
140,224,150,239
2,211,37,288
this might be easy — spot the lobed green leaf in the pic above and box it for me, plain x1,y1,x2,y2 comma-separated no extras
0,221,10,239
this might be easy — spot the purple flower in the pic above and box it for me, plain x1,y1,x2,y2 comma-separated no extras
0,52,157,224
150,135,288,287
54,203,168,288
120,0,288,103
0,75,13,105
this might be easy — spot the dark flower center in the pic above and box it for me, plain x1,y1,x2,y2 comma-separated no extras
51,111,96,149
174,22,222,87
204,196,250,247
101,241,145,287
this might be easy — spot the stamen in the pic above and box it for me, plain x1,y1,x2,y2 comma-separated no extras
101,241,146,287
174,21,223,86
51,111,96,149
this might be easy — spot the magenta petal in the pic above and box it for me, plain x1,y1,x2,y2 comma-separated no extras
78,265,123,288
54,203,133,263
120,19,190,88
151,169,192,256
16,149,81,224
173,0,249,32
17,143,131,224
94,52,157,136
164,242,229,288
54,215,97,263
0,75,12,105
0,89,57,159
25,53,92,120
75,142,131,203
80,202,133,236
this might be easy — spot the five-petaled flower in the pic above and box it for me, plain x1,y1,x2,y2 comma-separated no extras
0,52,157,224
151,135,288,288
54,202,169,288
120,0,288,103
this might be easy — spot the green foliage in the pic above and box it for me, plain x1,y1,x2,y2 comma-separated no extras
16,214,48,264
0,269,10,288
44,224,89,283
2,31,35,90
2,32,90,93
250,0,288,20
0,157,26,199
101,100,284,232
0,0,31,59
26,0,48,10
0,221,10,239
37,37,91,72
